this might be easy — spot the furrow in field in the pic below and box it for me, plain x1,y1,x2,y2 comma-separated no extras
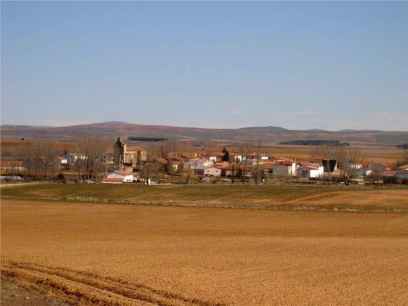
1,266,141,305
2,261,225,306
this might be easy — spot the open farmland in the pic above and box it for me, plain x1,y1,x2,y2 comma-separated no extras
265,144,405,165
2,183,408,213
2,199,408,306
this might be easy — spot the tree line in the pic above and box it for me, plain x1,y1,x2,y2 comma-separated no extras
9,138,109,180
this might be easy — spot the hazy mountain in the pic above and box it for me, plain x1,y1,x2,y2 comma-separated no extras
1,122,408,145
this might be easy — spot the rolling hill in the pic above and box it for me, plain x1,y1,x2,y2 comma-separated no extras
1,121,408,145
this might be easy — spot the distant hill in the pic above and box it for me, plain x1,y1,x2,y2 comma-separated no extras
280,140,349,146
1,121,408,145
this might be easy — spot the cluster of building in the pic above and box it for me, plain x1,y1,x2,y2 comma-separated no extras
100,138,408,184
1,137,408,185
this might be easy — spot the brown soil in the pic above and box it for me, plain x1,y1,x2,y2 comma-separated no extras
2,200,408,305
1,277,71,306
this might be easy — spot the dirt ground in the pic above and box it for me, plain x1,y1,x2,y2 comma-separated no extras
2,199,408,305
1,278,70,306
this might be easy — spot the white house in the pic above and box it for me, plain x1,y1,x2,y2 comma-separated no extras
184,158,214,176
209,156,218,162
102,171,136,184
59,157,69,170
310,167,324,178
350,163,363,170
103,172,126,184
272,161,297,176
123,174,135,183
234,154,243,162
185,158,213,170
204,167,222,177
70,152,88,162
298,163,324,178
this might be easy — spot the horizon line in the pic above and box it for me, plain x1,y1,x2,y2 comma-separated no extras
1,121,407,133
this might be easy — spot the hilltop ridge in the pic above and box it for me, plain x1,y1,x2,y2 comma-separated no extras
1,121,408,145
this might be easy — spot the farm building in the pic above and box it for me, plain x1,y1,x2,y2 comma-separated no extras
184,158,214,176
272,161,297,176
0,160,26,175
298,163,324,178
204,167,222,177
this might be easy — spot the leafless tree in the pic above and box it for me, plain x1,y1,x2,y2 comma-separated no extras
252,141,264,184
141,161,161,183
22,141,58,179
397,148,408,167
368,163,385,185
158,140,185,159
315,145,365,181
182,164,194,184
74,138,107,180
239,143,252,182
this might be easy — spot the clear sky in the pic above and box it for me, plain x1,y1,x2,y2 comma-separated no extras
1,1,407,130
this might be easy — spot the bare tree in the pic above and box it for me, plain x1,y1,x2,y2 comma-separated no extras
141,161,161,184
74,138,107,181
158,140,180,159
316,144,365,182
22,141,58,179
252,141,264,184
313,144,337,161
368,163,385,185
397,148,408,167
183,164,194,184
239,143,251,182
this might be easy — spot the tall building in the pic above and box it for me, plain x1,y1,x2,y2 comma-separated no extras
113,137,147,170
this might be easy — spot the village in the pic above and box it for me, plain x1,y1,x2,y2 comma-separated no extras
2,136,407,186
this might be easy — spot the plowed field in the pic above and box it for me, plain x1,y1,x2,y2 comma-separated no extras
2,200,408,305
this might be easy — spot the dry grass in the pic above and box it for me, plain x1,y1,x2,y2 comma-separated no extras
3,183,408,213
2,200,408,305
287,189,408,207
266,144,405,165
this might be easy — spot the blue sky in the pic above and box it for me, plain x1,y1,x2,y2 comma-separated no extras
1,2,407,130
